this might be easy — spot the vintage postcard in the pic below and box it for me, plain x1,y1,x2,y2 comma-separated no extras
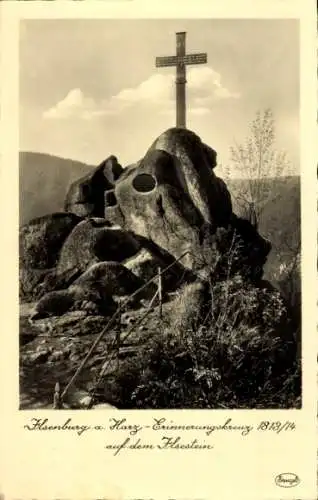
0,0,317,499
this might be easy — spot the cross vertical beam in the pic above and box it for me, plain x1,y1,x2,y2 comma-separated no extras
176,32,186,128
155,32,207,129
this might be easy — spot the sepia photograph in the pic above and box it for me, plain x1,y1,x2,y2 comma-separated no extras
19,18,301,411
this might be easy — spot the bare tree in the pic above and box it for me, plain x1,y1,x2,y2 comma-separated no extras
224,108,292,229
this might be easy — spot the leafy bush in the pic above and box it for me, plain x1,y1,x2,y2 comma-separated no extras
103,275,301,409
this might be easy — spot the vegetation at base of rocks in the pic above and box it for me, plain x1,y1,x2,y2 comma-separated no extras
100,274,301,410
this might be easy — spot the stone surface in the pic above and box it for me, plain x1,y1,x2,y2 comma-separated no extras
20,212,82,269
150,128,232,226
20,267,54,302
105,128,269,280
57,217,140,276
123,247,181,291
19,212,83,301
72,261,156,302
31,261,156,320
92,403,118,410
64,155,123,217
28,349,51,364
19,304,168,409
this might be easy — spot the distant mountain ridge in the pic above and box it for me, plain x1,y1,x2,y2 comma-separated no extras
20,151,93,225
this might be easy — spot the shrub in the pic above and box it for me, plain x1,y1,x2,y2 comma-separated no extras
102,275,301,409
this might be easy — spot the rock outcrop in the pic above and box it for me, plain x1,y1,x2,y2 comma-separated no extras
20,127,272,303
104,128,269,280
19,213,83,301
56,218,141,277
30,261,156,320
20,128,272,305
64,155,123,217
19,127,294,410
20,212,82,269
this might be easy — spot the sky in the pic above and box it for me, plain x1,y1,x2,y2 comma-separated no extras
19,19,299,175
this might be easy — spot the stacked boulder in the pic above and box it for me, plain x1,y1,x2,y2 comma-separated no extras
20,127,272,321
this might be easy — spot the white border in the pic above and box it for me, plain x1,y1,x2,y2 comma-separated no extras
0,1,317,499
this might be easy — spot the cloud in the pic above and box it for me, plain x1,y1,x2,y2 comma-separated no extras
188,67,240,98
43,66,240,120
43,88,92,119
115,73,174,104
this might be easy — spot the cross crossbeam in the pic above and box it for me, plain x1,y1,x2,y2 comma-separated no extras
156,53,207,68
155,32,207,128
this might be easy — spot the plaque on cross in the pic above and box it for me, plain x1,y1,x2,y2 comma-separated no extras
156,32,207,128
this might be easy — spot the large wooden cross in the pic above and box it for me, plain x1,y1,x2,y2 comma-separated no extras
156,32,207,128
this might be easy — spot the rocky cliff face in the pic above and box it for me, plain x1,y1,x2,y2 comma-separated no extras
19,127,298,410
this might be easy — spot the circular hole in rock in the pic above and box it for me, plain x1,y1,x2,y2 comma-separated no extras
132,173,157,193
